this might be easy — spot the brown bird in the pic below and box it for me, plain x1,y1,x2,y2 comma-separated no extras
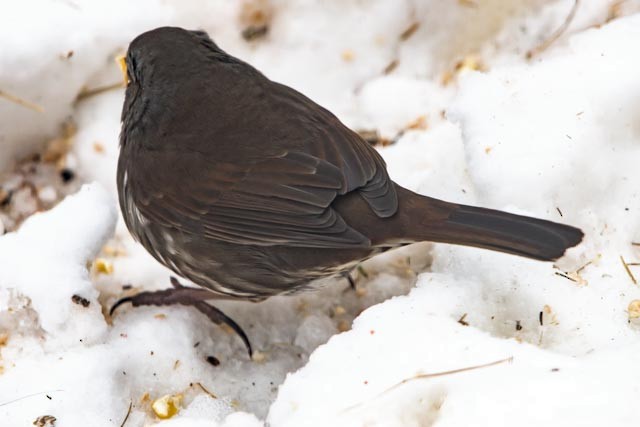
113,27,583,356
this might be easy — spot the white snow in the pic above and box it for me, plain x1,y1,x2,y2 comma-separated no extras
2,0,640,426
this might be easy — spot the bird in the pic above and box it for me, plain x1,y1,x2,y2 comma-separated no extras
112,26,584,356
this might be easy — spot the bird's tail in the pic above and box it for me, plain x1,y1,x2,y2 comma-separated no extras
398,188,584,261
429,204,583,260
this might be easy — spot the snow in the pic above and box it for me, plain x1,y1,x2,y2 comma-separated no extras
0,184,116,336
2,0,640,426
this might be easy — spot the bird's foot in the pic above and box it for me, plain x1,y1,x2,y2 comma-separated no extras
110,277,252,357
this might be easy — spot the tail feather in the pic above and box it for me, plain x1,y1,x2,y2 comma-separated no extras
335,184,584,261
426,204,584,261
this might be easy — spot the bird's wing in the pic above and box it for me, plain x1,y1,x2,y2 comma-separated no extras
266,81,398,218
128,149,375,248
124,74,398,249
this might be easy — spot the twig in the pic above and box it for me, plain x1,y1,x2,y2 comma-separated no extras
527,0,580,59
576,260,593,274
195,382,218,399
555,271,577,282
0,89,44,112
632,242,640,247
620,256,637,285
383,59,399,75
119,401,132,427
457,313,469,326
392,357,512,386
0,390,64,407
75,82,124,103
400,22,420,41
342,357,512,413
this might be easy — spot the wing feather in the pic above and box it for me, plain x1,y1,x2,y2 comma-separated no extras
122,72,398,249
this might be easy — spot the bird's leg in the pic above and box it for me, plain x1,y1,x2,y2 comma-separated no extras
110,277,252,357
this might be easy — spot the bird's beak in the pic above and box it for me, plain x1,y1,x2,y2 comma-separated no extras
116,54,129,86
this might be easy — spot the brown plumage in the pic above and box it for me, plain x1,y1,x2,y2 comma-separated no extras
114,27,583,354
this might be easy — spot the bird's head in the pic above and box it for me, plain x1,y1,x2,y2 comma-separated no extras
118,27,230,133
120,27,224,85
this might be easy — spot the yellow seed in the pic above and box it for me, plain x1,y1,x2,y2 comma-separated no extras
442,55,485,86
341,49,355,62
406,115,428,130
151,394,182,419
334,306,346,316
441,70,455,86
338,320,351,332
93,142,105,154
459,0,478,7
102,245,127,257
140,392,150,404
252,351,267,363
456,55,484,73
94,258,114,274
628,300,640,319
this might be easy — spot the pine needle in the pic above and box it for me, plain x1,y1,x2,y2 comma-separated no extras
527,0,580,59
75,82,124,103
119,401,133,427
0,390,64,407
342,357,512,413
0,89,44,112
195,382,218,399
620,256,637,285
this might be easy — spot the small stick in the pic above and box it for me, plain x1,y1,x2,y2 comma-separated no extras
0,89,44,112
620,256,637,285
342,357,512,412
0,390,64,407
576,260,593,274
119,401,133,427
457,313,469,326
75,82,124,103
383,59,399,75
390,357,512,387
526,0,580,59
400,22,420,41
555,271,577,282
195,382,218,399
